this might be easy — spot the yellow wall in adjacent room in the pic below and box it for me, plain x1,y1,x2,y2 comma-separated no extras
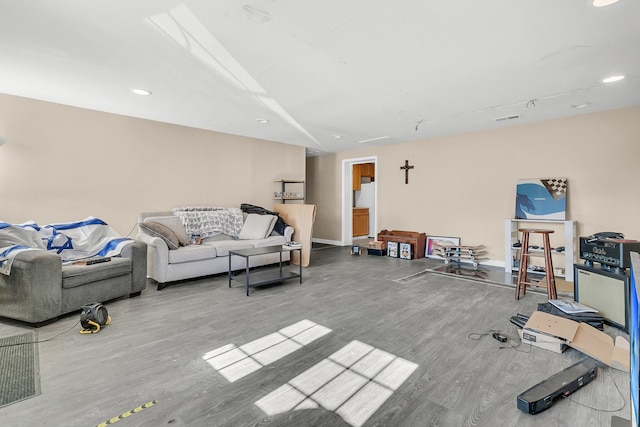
0,93,306,235
307,106,640,266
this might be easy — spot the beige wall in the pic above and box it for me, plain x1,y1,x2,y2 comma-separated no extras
0,93,305,235
307,106,640,266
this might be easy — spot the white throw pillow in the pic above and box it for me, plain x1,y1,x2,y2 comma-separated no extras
144,216,189,246
238,214,276,240
266,215,278,237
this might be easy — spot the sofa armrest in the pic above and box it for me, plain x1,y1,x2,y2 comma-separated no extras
135,232,169,283
119,240,147,294
283,226,294,242
0,250,62,323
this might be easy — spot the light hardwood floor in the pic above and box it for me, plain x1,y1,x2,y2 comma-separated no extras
0,247,631,426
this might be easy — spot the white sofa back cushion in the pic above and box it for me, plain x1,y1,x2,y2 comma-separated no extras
238,214,276,240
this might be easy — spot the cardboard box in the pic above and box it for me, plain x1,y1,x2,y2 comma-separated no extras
368,240,386,250
367,248,384,256
517,328,567,354
524,311,630,371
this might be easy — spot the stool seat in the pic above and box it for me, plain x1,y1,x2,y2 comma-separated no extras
519,228,554,234
515,228,557,300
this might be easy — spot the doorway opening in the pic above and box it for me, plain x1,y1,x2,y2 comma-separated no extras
341,156,377,246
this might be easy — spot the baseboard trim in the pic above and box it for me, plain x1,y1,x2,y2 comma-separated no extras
312,238,342,246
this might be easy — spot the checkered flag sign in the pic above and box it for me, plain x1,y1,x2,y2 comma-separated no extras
543,178,567,200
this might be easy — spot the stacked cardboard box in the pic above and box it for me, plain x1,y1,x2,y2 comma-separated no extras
367,240,385,256
522,311,629,371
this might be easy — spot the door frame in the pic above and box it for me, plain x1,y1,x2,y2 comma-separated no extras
341,156,377,245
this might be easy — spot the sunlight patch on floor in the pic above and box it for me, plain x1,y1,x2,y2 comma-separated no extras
255,340,418,427
202,319,331,382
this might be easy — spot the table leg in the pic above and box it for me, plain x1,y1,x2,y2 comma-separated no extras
245,259,250,296
299,248,302,284
228,254,232,288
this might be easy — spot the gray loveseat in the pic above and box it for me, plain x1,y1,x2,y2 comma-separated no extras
0,241,147,325
137,209,294,289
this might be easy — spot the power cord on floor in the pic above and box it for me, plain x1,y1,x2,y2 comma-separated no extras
0,319,80,348
468,330,627,414
467,329,529,352
564,367,626,413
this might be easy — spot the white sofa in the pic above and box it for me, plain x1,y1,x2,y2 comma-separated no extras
136,210,293,289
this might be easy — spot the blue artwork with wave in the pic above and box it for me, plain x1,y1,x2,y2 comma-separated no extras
515,178,567,220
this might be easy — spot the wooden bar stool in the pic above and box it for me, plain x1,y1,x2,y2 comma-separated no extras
515,228,557,300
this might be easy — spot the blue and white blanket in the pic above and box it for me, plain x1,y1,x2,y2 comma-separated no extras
0,217,132,275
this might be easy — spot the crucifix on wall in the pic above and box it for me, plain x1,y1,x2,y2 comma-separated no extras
400,160,414,184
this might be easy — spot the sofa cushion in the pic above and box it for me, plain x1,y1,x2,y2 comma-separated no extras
238,214,276,240
206,239,254,257
62,257,131,289
143,215,189,246
266,215,278,237
253,235,287,248
240,203,290,235
139,221,180,250
168,244,217,264
202,234,235,243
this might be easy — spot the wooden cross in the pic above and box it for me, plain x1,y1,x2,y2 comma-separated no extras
400,160,414,184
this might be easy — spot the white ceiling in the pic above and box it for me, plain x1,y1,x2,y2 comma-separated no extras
1,0,638,156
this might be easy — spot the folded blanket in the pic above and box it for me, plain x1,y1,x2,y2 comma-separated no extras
0,217,131,275
172,207,243,238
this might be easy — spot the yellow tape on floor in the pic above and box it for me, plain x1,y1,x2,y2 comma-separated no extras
96,400,157,427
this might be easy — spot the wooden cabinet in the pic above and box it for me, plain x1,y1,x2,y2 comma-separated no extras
377,230,426,259
352,165,362,191
353,208,369,236
352,163,375,191
360,163,375,179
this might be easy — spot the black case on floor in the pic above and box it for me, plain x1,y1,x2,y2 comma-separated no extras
536,303,604,330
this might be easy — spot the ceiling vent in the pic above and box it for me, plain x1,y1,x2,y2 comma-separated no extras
494,114,520,122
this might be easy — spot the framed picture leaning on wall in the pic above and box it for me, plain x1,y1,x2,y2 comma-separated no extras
387,241,399,257
426,236,461,258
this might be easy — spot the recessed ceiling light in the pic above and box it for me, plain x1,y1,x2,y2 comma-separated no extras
358,136,389,144
331,135,342,139
493,114,520,122
571,102,591,109
593,0,620,7
131,88,152,96
602,75,625,83
255,118,269,124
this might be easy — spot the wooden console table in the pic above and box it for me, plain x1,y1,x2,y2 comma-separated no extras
377,230,426,259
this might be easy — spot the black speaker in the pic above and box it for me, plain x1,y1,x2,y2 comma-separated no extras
80,302,111,334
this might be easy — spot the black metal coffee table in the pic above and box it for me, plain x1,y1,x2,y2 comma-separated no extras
228,245,302,296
